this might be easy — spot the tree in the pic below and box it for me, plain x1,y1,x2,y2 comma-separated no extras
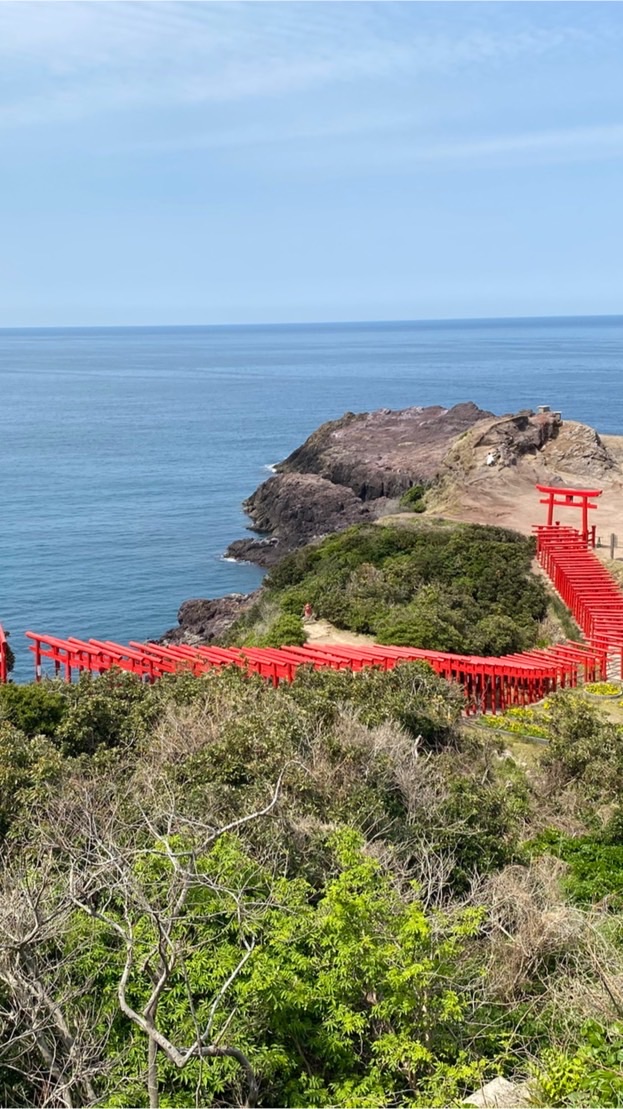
0,852,101,1108
0,765,291,1108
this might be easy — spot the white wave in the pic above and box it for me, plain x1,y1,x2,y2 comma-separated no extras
263,462,278,473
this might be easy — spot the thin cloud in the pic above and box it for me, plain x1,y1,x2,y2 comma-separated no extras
124,117,623,172
413,122,623,164
0,2,619,130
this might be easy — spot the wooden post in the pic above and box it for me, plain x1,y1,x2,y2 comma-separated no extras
611,533,617,561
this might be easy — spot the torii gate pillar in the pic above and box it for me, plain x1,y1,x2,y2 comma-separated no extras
536,484,602,547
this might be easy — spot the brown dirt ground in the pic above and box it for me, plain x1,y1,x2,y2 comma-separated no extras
303,618,375,647
380,431,623,569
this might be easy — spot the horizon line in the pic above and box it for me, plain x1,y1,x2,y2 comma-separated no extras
1,312,623,332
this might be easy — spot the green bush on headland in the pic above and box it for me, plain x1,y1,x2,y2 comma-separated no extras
399,483,427,511
232,521,548,655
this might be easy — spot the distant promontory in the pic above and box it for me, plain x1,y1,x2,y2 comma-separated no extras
163,400,622,644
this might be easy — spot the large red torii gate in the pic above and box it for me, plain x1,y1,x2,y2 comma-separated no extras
536,483,602,547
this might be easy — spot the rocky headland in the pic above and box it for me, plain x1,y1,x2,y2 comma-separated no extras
163,401,623,644
225,402,494,566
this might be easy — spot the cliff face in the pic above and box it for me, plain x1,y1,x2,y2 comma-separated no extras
277,401,493,499
225,403,492,565
244,472,371,533
160,593,260,645
225,473,375,568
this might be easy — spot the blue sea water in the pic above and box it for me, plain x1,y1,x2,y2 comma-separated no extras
1,315,622,680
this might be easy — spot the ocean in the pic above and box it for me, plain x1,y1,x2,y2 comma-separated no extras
1,315,622,681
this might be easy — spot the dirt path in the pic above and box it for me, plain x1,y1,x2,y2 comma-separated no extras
303,618,375,647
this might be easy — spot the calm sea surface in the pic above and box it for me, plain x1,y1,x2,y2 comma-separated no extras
1,316,622,679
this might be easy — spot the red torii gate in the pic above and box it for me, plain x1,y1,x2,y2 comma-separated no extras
0,625,8,684
536,483,602,547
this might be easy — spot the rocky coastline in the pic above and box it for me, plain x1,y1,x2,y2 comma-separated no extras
160,592,261,645
224,401,493,565
162,401,619,644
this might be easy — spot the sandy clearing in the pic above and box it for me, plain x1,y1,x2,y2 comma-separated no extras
303,618,375,647
395,427,623,566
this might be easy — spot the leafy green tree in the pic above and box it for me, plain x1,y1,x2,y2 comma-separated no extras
1,803,489,1109
235,829,487,1108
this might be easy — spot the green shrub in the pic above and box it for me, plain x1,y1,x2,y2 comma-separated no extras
584,682,622,696
0,722,63,838
0,681,67,737
254,523,547,657
542,694,623,796
56,670,156,756
529,828,623,909
238,613,307,649
260,614,306,648
399,483,426,511
471,614,530,656
284,660,464,748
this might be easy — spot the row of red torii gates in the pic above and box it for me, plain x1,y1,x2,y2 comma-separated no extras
1,484,622,715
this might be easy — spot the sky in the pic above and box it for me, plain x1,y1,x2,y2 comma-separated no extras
1,1,623,326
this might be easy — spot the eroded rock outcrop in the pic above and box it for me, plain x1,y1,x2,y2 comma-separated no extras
223,472,375,565
278,401,493,499
224,403,493,564
470,410,562,465
542,419,616,478
160,592,259,645
439,410,617,489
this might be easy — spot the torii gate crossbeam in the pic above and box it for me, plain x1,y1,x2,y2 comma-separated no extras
536,484,602,547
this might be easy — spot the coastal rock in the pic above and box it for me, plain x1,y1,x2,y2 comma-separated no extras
160,592,259,645
542,419,616,477
440,410,618,483
470,410,562,466
223,401,622,572
225,472,374,563
225,403,493,565
225,537,283,569
277,401,493,499
440,410,563,476
170,400,623,637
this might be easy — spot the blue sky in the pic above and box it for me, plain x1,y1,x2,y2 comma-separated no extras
1,1,623,326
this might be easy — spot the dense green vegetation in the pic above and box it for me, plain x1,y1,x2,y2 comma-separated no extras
2,666,623,1106
228,522,549,655
399,484,427,512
